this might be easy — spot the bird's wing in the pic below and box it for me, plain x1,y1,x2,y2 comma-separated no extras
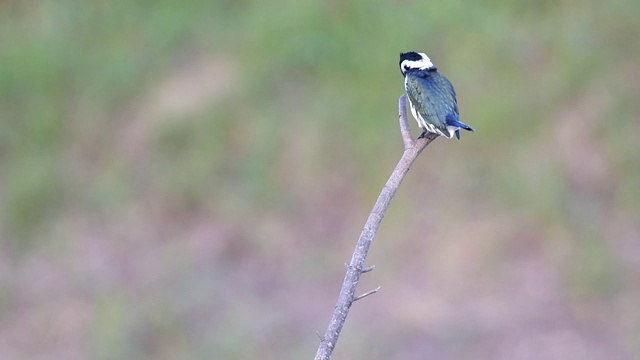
405,70,459,132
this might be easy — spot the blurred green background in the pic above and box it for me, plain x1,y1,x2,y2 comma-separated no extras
1,0,639,359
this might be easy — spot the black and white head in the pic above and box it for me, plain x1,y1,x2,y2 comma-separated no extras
399,51,435,76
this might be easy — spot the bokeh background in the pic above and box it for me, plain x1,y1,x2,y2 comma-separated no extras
1,1,639,359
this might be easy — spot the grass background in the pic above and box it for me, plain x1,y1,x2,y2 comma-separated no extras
1,0,639,358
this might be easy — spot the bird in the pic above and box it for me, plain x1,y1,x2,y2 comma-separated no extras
399,51,475,140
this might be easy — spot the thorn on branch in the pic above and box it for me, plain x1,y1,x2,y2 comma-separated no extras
315,331,324,342
353,286,381,302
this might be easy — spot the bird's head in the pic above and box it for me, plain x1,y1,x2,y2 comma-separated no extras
399,51,434,76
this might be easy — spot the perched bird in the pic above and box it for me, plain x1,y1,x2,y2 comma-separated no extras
399,51,475,140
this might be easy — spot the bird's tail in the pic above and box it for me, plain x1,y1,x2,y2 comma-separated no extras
446,115,475,132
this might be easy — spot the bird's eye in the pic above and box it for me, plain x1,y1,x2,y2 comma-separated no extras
403,64,409,71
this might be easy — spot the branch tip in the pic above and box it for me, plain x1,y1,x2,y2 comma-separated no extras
398,94,416,149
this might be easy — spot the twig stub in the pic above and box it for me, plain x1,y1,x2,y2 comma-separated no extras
361,265,376,273
353,286,382,302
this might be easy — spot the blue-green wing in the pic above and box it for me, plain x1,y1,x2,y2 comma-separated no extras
405,70,459,132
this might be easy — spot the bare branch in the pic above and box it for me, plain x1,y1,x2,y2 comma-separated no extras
314,95,438,360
